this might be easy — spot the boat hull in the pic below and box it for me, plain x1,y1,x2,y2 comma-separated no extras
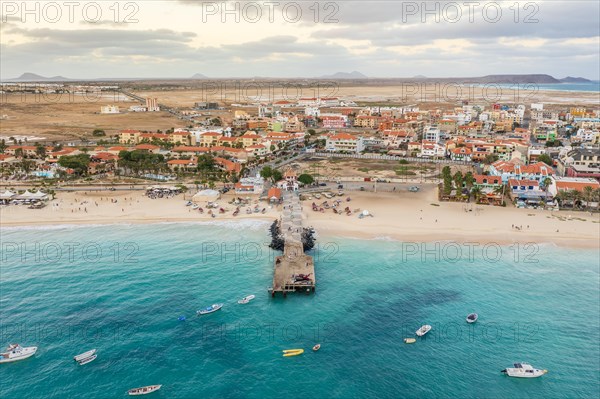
415,325,432,337
128,385,162,395
78,354,97,365
283,349,304,357
502,369,547,378
74,349,96,362
0,346,37,363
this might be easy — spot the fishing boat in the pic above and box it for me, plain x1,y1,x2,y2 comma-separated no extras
312,344,321,351
415,325,432,337
128,385,162,395
0,344,37,364
237,295,256,304
78,354,97,365
282,349,304,357
404,338,416,344
501,363,548,378
197,303,223,315
74,349,96,362
466,313,478,323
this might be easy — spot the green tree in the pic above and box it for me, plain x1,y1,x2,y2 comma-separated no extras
272,169,283,182
583,186,594,210
260,166,274,179
297,173,314,185
58,154,91,175
92,129,106,137
35,143,46,158
307,129,316,136
537,154,553,166
464,171,475,191
0,139,7,153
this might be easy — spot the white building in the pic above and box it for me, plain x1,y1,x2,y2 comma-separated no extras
325,133,365,153
424,126,441,142
100,105,120,114
305,107,320,117
129,105,147,112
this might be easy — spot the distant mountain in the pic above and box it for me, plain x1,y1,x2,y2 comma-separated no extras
412,75,428,79
191,73,209,79
319,71,368,79
559,76,593,83
6,72,72,82
477,74,560,84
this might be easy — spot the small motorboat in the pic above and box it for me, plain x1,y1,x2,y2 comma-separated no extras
78,354,97,365
197,303,223,315
404,338,416,344
415,325,432,337
74,349,96,362
501,363,547,378
466,313,478,323
128,385,162,395
237,295,256,304
312,344,321,351
282,349,304,357
0,344,38,363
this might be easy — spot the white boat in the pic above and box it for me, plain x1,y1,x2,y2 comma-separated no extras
128,385,162,395
237,295,256,304
197,303,223,315
501,363,548,378
74,349,96,362
0,344,37,363
466,313,478,323
78,354,97,365
415,325,432,337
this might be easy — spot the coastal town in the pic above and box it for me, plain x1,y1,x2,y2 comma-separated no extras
1,84,599,214
1,0,600,397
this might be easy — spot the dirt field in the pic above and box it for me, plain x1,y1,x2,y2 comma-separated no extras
133,85,599,108
287,157,473,182
0,94,189,142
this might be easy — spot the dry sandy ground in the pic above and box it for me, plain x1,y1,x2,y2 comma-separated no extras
0,94,188,141
2,187,598,249
1,85,595,141
135,86,600,107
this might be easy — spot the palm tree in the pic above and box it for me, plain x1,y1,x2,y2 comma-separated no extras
582,186,593,210
470,186,483,203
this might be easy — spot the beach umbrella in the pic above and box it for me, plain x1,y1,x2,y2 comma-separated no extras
16,190,34,200
0,190,15,199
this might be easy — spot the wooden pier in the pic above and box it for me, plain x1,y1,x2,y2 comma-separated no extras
269,192,316,297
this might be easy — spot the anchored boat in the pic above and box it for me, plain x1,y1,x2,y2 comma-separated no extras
78,354,97,365
415,325,432,337
501,363,548,378
128,385,162,395
282,349,304,357
197,303,223,315
466,313,478,323
0,344,37,364
74,349,96,362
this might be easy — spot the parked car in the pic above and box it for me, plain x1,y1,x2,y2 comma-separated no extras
319,183,327,186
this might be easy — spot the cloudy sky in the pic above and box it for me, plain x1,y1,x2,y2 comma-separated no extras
1,0,599,79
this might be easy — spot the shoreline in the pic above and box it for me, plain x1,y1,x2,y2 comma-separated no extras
1,188,598,249
1,217,597,249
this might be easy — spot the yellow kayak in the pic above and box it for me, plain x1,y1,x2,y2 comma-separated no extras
282,349,304,357
404,338,416,344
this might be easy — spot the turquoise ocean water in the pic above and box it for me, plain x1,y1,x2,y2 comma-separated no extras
0,222,599,399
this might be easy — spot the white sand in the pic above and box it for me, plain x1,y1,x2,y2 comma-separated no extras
1,187,598,248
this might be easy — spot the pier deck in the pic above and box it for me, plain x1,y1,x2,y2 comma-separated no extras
270,193,315,296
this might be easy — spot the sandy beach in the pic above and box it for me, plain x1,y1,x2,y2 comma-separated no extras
1,186,598,249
